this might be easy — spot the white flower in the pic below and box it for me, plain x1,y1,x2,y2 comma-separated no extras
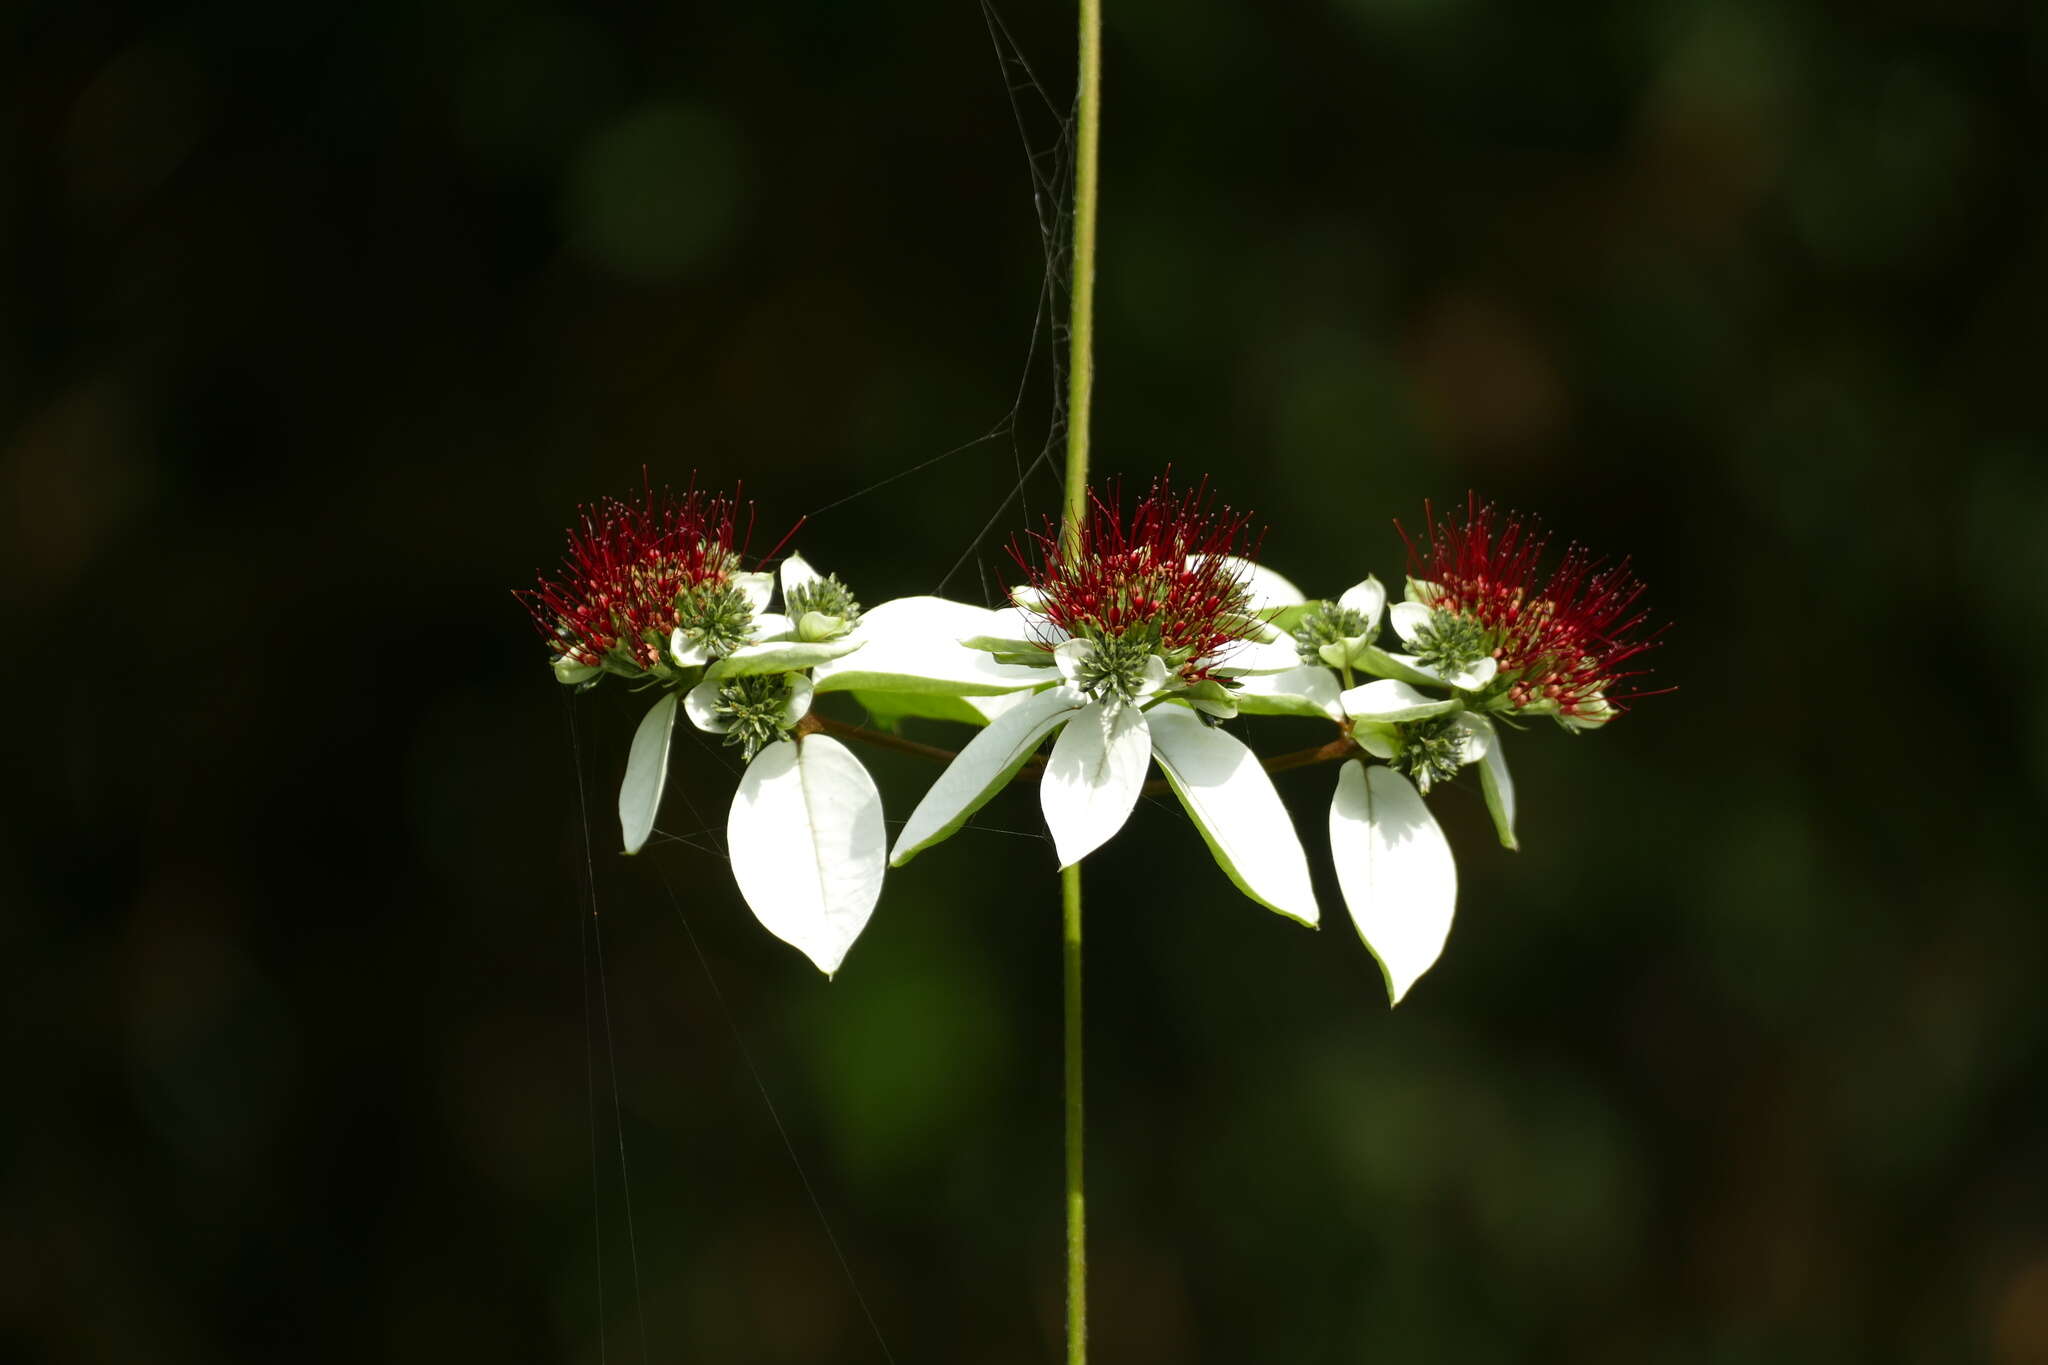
1227,570,1522,1003
1385,599,1499,692
619,553,890,976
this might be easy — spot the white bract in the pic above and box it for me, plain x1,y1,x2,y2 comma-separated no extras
612,553,897,975
727,735,886,977
1329,761,1457,1005
1230,570,1520,1002
891,590,1319,926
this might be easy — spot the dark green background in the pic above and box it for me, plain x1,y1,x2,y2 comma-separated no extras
8,1,2046,1361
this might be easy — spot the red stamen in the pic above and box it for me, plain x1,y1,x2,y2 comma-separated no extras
1395,493,1667,719
1007,473,1263,682
516,474,767,673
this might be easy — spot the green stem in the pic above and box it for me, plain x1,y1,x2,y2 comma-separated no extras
1062,6,1100,1363
1062,0,1101,560
1061,861,1087,1363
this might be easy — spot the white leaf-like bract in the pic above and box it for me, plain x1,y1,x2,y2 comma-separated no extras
1147,708,1318,925
1041,699,1152,868
1329,762,1457,1005
1388,600,1433,644
1337,576,1387,623
1338,678,1462,722
813,597,1049,696
779,553,822,603
683,678,728,734
1457,713,1518,850
619,692,677,855
733,571,776,617
890,686,1086,865
1234,664,1344,720
1219,636,1305,676
1212,556,1305,613
727,737,886,976
705,637,865,679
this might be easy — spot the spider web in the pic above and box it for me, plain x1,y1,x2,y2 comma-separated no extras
798,2,1077,611
568,10,1079,1364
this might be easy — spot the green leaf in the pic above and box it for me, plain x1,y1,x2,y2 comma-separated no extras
619,692,677,855
852,689,996,729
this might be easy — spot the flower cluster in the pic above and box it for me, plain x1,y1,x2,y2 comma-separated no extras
1395,494,1662,727
521,476,1662,1003
1009,478,1261,687
518,480,746,676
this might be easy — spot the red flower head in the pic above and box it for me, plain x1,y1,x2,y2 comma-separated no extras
1396,494,1665,724
519,477,747,673
1010,475,1262,684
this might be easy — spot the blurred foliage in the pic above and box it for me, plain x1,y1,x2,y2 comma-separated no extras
5,0,2047,1361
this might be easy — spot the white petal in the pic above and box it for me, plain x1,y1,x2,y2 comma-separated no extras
1010,585,1049,612
1337,576,1388,623
1146,708,1318,925
1338,678,1461,722
705,637,865,679
670,629,711,668
1448,656,1499,691
727,737,886,976
1209,556,1305,612
890,686,1086,865
1041,700,1152,868
1457,714,1518,850
1234,664,1344,720
779,553,822,603
811,597,1049,696
781,675,815,728
733,571,776,616
1054,637,1097,687
1131,654,1170,700
1388,600,1433,645
619,692,677,855
1329,762,1457,1005
683,677,730,734
748,611,795,641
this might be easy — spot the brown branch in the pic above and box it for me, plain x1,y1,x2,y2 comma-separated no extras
800,710,1356,792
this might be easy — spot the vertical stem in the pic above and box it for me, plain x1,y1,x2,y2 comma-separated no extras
1062,0,1102,556
1062,6,1101,1364
1061,861,1087,1363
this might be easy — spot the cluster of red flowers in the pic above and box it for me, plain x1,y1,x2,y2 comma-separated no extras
1012,476,1260,681
1397,494,1662,720
520,480,744,671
